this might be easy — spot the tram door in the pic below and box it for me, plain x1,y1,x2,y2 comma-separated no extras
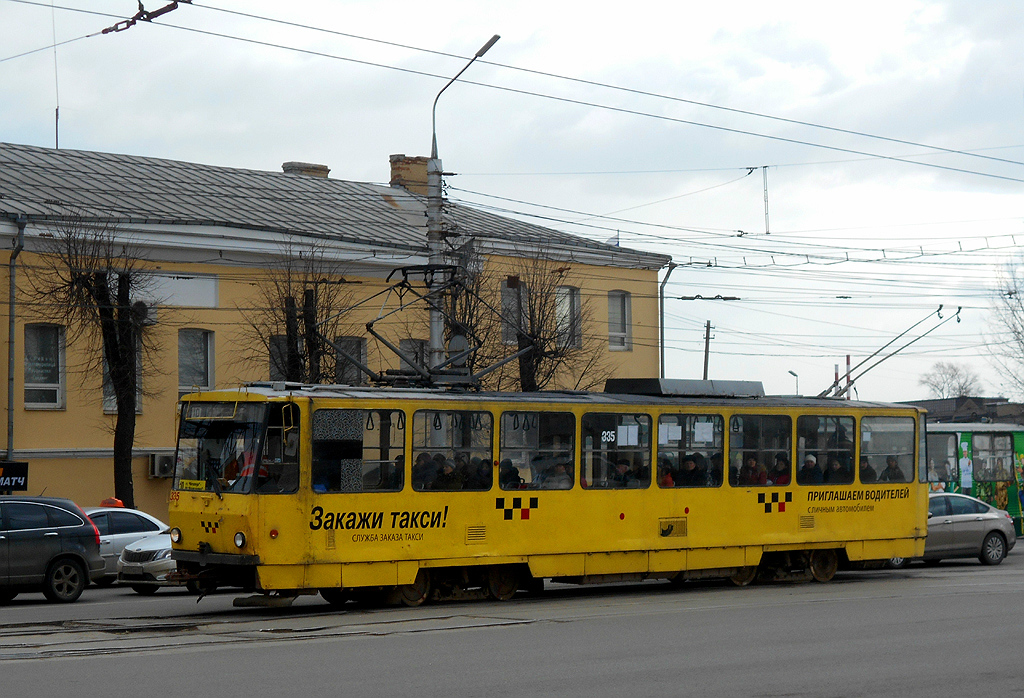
254,402,309,570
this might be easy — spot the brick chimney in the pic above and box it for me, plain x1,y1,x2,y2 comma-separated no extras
282,161,330,178
389,154,429,196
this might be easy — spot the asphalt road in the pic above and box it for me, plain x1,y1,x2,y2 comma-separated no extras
2,555,1022,697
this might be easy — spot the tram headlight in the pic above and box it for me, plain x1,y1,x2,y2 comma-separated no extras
233,532,246,548
170,528,182,544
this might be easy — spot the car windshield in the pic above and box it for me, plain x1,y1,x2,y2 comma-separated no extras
174,402,267,494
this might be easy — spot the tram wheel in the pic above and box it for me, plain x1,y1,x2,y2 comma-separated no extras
486,566,521,601
809,550,838,583
729,566,758,587
397,569,431,607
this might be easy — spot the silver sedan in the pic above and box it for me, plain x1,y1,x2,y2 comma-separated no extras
891,492,1017,567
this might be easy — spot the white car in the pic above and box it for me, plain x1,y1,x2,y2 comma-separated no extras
84,507,167,585
116,532,189,594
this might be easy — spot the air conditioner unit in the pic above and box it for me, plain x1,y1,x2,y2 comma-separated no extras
149,453,174,479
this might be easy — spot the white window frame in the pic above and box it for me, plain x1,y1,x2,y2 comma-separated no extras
335,336,368,385
269,334,305,382
556,285,582,349
608,290,632,351
103,340,143,414
501,276,529,345
399,338,428,372
24,323,66,409
178,328,214,397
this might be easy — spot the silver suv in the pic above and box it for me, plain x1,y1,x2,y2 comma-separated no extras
0,496,105,603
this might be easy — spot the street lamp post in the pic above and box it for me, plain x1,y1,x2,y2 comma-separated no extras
788,370,799,395
427,35,500,370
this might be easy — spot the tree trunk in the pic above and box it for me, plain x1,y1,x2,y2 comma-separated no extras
517,332,538,392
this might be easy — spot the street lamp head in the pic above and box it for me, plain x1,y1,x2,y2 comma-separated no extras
431,34,501,159
788,370,798,377
476,35,501,57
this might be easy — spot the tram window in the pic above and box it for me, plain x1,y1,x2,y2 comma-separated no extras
656,414,723,488
926,434,957,482
311,409,405,494
255,403,301,494
500,412,575,490
412,410,493,492
796,415,854,486
581,413,651,489
973,433,1013,482
176,402,265,494
861,416,915,483
728,414,791,487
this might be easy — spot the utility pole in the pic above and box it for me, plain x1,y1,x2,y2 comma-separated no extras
427,35,500,369
659,262,677,378
702,320,712,380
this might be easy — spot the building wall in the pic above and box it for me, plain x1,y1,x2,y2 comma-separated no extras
2,247,661,519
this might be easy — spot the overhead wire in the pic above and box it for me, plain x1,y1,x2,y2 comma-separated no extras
4,0,1024,184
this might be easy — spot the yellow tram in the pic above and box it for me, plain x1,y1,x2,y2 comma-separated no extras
167,379,928,605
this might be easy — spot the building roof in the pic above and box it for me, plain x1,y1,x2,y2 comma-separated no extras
0,142,669,270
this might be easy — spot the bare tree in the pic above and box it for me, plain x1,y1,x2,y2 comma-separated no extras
992,258,1024,397
237,238,360,383
919,361,983,399
461,254,612,392
25,216,157,508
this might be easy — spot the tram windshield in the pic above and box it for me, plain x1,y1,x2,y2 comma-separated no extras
174,402,267,494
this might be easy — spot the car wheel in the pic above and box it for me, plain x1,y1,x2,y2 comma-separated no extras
980,532,1007,565
0,589,17,604
42,558,87,603
131,584,160,595
887,557,908,569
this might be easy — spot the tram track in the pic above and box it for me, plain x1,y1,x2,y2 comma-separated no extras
0,608,539,661
3,563,1020,661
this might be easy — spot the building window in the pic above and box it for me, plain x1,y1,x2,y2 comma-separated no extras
24,324,65,409
608,290,631,350
269,334,301,382
335,336,367,386
399,338,428,372
178,329,214,397
103,341,142,414
501,276,528,345
555,286,582,349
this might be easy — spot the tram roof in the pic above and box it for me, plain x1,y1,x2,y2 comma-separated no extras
184,382,922,412
926,422,1024,432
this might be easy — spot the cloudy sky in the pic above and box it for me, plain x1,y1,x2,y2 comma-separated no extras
3,0,1023,402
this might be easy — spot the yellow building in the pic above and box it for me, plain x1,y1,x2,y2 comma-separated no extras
0,143,669,518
